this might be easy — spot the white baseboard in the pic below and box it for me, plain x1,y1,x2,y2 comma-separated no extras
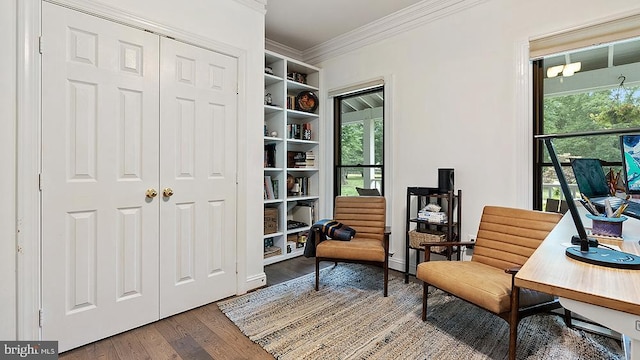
241,272,267,295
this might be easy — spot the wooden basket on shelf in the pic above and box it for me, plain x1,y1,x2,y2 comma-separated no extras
408,229,447,253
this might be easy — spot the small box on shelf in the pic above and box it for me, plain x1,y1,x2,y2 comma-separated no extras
287,232,308,250
287,72,307,84
264,207,278,234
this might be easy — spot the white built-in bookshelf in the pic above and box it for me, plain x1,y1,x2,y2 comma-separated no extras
263,50,321,265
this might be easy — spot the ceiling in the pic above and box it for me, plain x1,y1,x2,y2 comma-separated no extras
264,0,420,117
263,0,640,100
264,0,423,52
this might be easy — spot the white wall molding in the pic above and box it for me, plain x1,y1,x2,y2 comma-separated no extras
47,0,244,58
244,272,267,292
302,0,487,65
265,38,304,61
515,40,533,209
16,0,42,341
233,0,266,14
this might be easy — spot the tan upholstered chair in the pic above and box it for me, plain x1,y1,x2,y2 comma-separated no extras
417,206,570,360
314,196,389,296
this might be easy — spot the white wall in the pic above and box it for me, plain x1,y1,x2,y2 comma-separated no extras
1,0,265,339
317,0,640,269
0,0,17,341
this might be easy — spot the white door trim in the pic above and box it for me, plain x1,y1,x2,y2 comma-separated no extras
16,0,42,342
17,0,248,340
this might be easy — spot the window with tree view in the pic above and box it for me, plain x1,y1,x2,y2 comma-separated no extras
334,86,384,197
533,37,640,211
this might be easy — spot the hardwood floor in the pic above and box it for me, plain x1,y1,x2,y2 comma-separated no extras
59,256,332,360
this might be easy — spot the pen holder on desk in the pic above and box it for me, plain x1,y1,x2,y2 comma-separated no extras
586,214,627,237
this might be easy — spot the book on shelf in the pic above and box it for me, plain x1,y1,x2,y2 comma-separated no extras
264,175,275,200
417,211,447,223
272,179,279,199
264,144,276,168
304,150,315,167
287,123,312,140
286,95,296,110
303,123,312,140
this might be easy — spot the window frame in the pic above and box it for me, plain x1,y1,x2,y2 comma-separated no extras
333,86,385,200
532,59,638,211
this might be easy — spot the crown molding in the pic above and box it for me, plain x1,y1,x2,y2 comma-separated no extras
265,38,305,61
302,0,487,65
233,0,267,14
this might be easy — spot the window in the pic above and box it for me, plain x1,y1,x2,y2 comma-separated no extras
333,86,384,197
532,37,640,210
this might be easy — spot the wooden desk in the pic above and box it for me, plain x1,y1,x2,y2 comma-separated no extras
516,205,640,359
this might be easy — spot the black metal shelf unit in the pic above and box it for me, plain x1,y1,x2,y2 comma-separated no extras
404,187,462,283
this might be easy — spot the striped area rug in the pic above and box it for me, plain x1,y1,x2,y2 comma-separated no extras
218,263,623,360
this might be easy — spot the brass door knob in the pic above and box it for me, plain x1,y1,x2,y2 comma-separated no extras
163,188,174,197
146,188,158,198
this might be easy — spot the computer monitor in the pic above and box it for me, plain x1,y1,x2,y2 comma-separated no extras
620,134,640,194
570,158,611,198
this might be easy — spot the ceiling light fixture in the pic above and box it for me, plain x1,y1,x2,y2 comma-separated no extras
546,62,582,78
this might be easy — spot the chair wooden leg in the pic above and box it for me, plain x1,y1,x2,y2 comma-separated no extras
422,283,428,321
383,259,388,297
315,258,320,291
564,309,572,328
508,286,521,360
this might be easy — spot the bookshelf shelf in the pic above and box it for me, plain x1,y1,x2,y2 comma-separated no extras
263,50,321,265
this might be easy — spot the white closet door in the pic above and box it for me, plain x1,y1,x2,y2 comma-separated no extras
159,38,238,317
41,2,160,352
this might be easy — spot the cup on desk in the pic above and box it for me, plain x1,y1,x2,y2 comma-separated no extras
586,213,628,237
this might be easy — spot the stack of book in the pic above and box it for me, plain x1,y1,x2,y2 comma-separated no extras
287,151,315,168
304,151,315,167
263,246,282,258
417,210,447,223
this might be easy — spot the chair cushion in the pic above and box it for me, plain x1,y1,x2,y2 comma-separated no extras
417,260,554,315
316,237,385,262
